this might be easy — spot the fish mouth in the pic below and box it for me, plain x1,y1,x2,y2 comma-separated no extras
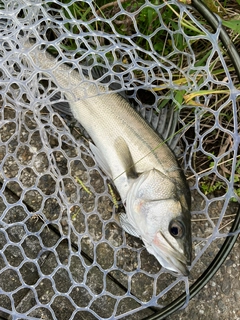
151,231,190,276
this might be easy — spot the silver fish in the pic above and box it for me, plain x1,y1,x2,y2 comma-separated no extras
22,39,192,276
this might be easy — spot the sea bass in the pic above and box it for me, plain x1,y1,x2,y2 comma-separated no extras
22,39,192,276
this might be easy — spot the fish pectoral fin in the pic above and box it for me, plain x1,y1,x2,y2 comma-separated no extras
114,137,138,179
120,213,140,238
89,142,112,178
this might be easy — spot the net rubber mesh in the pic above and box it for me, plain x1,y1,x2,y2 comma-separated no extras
0,0,239,319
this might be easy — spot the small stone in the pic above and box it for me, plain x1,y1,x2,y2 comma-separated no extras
234,290,240,302
218,300,226,311
221,277,231,295
220,264,227,275
225,259,234,267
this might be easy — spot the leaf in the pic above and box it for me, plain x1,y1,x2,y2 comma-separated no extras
222,20,240,34
234,175,239,183
174,90,185,105
203,0,225,18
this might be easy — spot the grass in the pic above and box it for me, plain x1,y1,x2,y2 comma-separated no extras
42,0,240,199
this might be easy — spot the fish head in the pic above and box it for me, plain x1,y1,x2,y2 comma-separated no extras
126,168,192,276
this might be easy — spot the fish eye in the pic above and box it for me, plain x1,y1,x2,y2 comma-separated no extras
169,220,184,238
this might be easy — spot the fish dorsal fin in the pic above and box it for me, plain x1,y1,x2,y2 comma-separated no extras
50,92,73,116
89,142,112,178
136,102,180,152
114,137,138,180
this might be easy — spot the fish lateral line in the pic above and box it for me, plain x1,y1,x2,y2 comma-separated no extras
113,137,171,182
113,120,193,182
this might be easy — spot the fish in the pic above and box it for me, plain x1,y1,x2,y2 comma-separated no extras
22,39,192,276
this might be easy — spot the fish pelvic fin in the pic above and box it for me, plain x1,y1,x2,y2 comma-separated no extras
120,213,140,238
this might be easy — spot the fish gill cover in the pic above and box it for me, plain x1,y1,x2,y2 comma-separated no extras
0,0,239,319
